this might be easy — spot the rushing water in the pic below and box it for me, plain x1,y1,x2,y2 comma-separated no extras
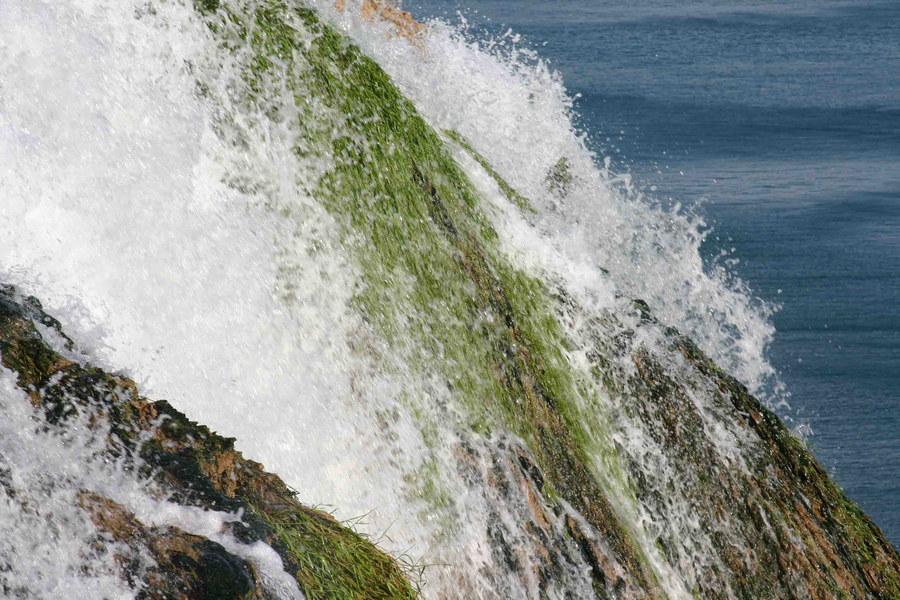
405,0,900,546
0,0,895,596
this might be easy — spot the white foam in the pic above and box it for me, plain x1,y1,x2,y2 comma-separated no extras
0,362,307,599
0,0,418,524
323,5,779,400
0,0,787,597
0,368,136,598
123,501,305,600
0,2,474,595
316,9,783,596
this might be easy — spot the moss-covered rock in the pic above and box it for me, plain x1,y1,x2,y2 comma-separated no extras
2,0,897,597
0,284,419,600
193,3,661,594
559,288,900,598
187,1,899,597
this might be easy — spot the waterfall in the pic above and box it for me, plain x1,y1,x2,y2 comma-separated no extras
5,2,888,599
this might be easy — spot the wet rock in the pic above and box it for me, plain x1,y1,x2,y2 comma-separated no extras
334,0,426,43
0,285,418,600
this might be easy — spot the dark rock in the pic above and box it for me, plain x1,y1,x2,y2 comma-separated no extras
0,284,418,600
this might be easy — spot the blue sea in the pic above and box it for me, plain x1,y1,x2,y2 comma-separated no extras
410,0,900,545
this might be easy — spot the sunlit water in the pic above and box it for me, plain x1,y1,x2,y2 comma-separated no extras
406,0,900,545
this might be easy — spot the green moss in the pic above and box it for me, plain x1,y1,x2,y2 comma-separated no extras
193,0,220,14
8,1,898,595
673,335,900,595
0,285,422,600
545,157,573,197
260,506,421,600
444,129,533,212
196,0,655,589
188,5,674,597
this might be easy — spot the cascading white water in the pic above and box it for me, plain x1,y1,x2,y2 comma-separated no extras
326,6,778,399
0,1,781,597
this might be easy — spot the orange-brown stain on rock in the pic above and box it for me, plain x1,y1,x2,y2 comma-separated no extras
335,0,426,44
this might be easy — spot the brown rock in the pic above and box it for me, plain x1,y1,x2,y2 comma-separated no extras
335,0,427,44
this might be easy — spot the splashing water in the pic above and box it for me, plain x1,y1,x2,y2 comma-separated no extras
325,6,779,399
0,349,302,599
0,0,783,597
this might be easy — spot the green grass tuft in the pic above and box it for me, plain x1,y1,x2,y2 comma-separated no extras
261,506,422,600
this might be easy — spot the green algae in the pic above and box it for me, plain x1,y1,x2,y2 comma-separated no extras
0,285,422,600
1,0,897,595
260,507,422,600
195,0,658,590
545,156,573,197
443,129,533,212
191,2,900,597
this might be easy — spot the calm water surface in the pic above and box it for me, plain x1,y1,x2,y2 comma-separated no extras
410,0,900,544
